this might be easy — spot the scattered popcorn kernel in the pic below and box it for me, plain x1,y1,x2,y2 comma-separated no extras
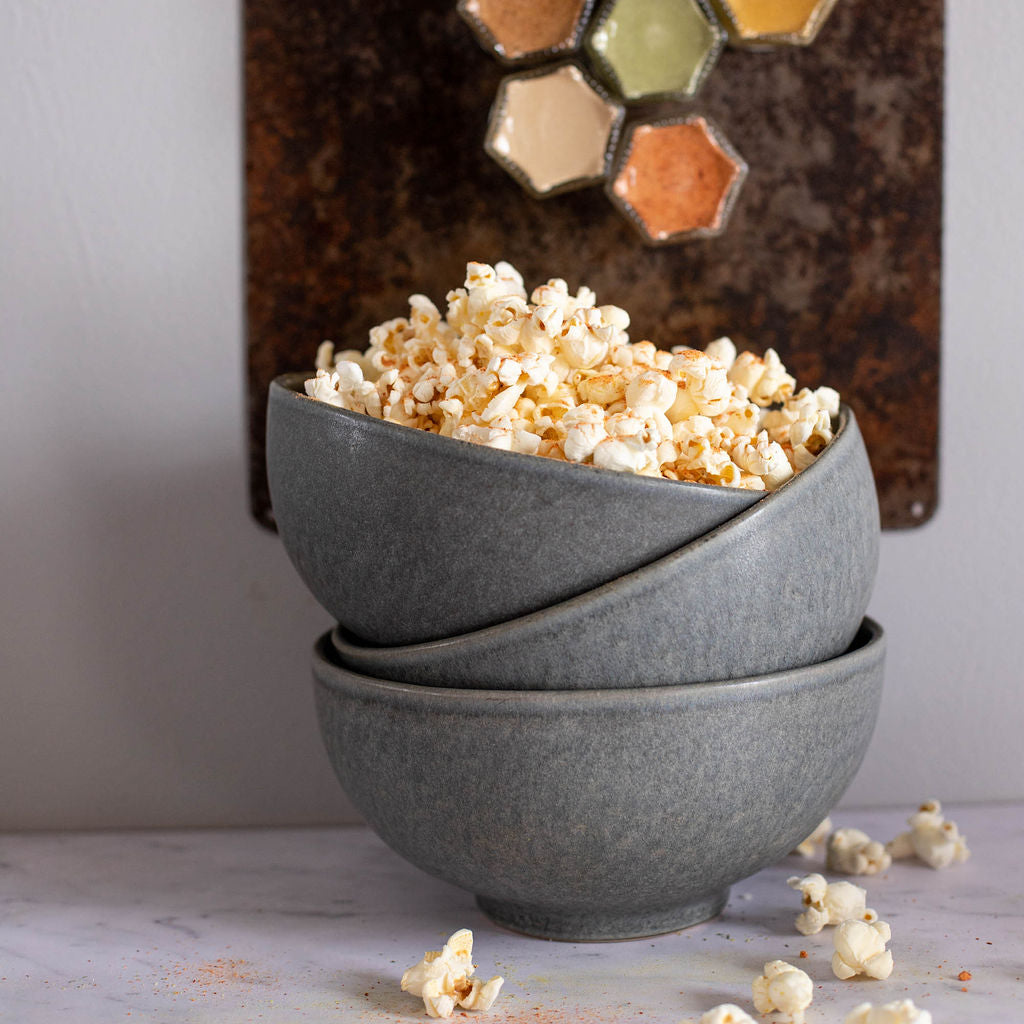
700,1004,757,1024
886,798,970,870
792,816,833,857
844,999,932,1024
787,873,876,935
303,262,839,490
827,827,892,876
400,929,503,1019
752,960,813,1024
832,918,894,980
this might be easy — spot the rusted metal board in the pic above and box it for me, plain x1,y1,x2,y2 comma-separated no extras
246,0,941,529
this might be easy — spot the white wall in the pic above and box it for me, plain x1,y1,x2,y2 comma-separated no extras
1,1,1021,830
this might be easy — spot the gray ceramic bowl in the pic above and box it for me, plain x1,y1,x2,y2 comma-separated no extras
313,618,885,941
329,404,879,688
266,372,761,645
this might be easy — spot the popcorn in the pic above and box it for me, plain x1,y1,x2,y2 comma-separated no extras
844,999,932,1024
787,873,877,935
667,348,732,417
561,404,608,462
832,918,894,980
593,433,660,475
886,799,970,869
305,368,343,406
400,929,503,1019
703,335,737,370
304,262,841,491
826,827,893,876
479,384,525,423
792,816,833,857
625,369,677,415
729,348,796,407
700,1004,757,1024
752,960,813,1024
730,431,794,490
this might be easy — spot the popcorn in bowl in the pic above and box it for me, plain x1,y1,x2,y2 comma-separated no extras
305,261,840,491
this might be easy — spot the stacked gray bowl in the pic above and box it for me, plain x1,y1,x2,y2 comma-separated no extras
268,372,884,940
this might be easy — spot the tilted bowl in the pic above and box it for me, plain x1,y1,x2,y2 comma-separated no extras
313,618,886,941
330,404,880,688
266,371,761,645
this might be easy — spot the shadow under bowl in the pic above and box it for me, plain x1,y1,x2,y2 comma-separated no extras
313,618,885,941
330,404,879,689
266,371,762,646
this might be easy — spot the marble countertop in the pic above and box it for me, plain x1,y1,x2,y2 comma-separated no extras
1,804,1019,1023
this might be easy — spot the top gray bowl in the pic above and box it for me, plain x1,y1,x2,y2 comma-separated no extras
330,403,879,688
267,371,761,645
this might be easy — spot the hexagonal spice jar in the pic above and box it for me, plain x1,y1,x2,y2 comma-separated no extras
458,0,596,64
485,62,625,198
607,114,747,244
585,0,727,101
710,0,839,47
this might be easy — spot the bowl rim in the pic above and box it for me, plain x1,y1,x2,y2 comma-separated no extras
270,371,766,505
316,617,884,705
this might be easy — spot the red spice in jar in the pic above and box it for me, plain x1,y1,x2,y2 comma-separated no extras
612,119,741,240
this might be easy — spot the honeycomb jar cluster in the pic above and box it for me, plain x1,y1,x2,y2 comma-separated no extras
458,0,839,244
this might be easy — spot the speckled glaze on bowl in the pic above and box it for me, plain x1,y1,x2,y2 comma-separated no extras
313,618,885,941
330,405,879,688
266,372,762,646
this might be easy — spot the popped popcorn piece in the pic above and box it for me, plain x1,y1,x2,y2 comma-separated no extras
593,433,660,475
303,262,840,490
886,799,970,869
792,816,833,857
752,960,813,1024
731,431,794,490
787,873,877,935
826,827,893,876
700,1004,757,1024
729,348,796,407
704,336,737,369
625,369,677,415
844,999,932,1024
668,348,733,417
305,368,343,406
400,929,503,1019
832,919,894,980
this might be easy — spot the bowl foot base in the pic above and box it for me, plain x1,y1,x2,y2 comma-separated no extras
475,888,730,942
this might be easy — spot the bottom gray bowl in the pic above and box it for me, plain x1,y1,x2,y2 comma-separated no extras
312,619,885,941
